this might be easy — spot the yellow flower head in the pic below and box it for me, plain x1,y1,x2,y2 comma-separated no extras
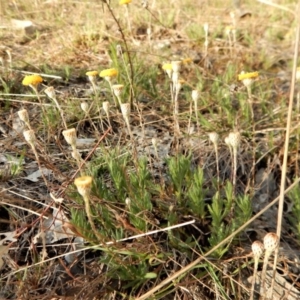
74,176,93,198
119,0,132,4
162,63,172,71
22,75,43,87
99,68,118,79
86,71,98,77
181,58,193,64
162,63,173,79
225,25,234,35
238,71,259,81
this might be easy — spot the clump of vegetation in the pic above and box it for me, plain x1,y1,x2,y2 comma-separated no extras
1,0,300,299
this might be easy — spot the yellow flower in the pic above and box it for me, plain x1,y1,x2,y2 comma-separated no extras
119,0,132,4
238,71,259,81
181,58,193,64
74,176,93,198
99,68,118,79
86,71,98,76
162,63,172,71
225,25,234,35
22,75,43,87
162,63,173,79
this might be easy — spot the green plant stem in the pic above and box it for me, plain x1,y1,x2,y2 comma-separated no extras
83,194,104,243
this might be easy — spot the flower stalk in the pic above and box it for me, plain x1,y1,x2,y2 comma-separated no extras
74,176,104,242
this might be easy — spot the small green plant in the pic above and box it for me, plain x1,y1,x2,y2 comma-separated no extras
166,154,192,203
186,166,206,219
288,180,300,242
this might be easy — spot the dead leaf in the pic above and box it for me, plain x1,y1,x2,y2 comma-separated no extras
24,167,53,182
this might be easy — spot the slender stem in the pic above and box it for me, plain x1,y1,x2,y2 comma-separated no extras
194,96,199,129
232,147,237,197
173,88,180,135
214,144,220,187
108,81,118,106
271,7,300,299
30,144,49,188
249,258,259,300
261,250,272,299
51,96,67,129
187,101,192,134
103,1,135,104
83,195,104,243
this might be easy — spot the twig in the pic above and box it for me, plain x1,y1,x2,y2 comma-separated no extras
270,5,300,299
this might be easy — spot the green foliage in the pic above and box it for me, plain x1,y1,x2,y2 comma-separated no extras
205,264,231,300
207,182,251,258
288,180,300,243
128,158,153,231
1,154,24,179
187,167,206,219
105,150,130,201
166,154,192,203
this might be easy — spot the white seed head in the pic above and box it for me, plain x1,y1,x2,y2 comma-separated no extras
251,240,264,259
225,136,231,148
74,176,93,198
209,132,219,145
239,71,254,87
125,197,131,207
23,129,36,144
228,132,240,149
62,128,77,147
191,90,199,102
18,109,30,125
242,78,253,87
175,79,184,93
112,84,124,98
203,23,209,35
44,86,56,100
151,137,158,148
121,103,131,120
141,0,148,8
102,101,110,114
171,60,182,73
80,102,89,113
263,232,279,253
